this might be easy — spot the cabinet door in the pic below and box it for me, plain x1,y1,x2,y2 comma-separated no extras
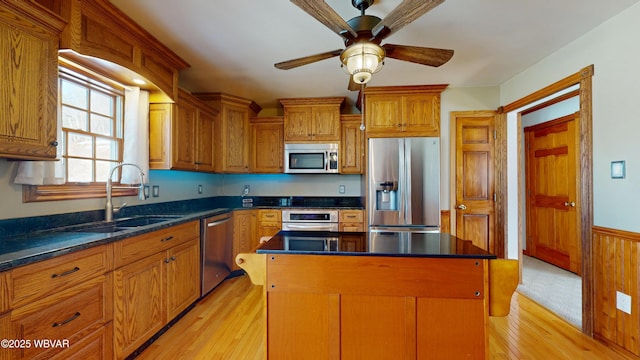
149,103,173,169
195,109,215,172
0,6,59,160
166,238,200,320
220,105,250,172
113,253,165,360
340,117,364,174
232,210,257,271
251,119,284,173
402,93,440,136
283,107,312,141
311,106,340,141
365,95,402,136
172,100,197,170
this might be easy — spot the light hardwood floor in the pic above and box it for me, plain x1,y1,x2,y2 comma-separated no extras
136,275,636,360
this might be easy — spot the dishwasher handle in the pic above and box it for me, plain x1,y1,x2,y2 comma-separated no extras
207,217,231,227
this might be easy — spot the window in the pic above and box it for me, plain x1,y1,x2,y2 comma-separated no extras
23,64,138,202
60,68,124,183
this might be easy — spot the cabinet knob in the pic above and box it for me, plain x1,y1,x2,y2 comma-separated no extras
50,140,59,147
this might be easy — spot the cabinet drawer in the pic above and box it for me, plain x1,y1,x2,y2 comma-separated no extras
339,210,364,223
50,322,113,360
11,245,112,308
11,274,112,360
258,209,281,222
113,221,199,268
339,223,364,232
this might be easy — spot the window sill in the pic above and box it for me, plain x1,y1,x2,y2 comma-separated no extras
23,184,139,202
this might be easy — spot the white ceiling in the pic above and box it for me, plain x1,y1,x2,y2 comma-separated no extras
110,0,639,110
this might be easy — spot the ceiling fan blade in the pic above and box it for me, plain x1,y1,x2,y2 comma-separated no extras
348,76,360,91
291,0,357,39
383,44,453,67
274,49,343,70
372,0,445,40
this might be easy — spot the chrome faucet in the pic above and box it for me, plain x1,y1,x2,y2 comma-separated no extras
105,163,146,222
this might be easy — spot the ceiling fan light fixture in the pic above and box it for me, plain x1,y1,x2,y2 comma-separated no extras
340,42,384,84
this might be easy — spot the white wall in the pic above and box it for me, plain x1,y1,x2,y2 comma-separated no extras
500,2,640,233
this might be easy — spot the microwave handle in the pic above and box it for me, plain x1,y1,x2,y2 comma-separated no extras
325,151,329,170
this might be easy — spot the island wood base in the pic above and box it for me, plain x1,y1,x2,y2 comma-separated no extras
237,253,518,359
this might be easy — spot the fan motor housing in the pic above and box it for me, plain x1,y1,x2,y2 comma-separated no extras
345,15,382,46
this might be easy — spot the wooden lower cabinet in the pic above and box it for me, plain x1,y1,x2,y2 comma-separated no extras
339,209,364,232
232,210,257,271
113,252,165,359
257,209,281,240
166,239,200,320
265,255,488,359
113,222,200,359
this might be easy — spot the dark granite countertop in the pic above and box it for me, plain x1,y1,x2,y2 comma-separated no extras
0,196,363,272
258,230,496,259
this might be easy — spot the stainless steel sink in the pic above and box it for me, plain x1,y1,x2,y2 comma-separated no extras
69,215,183,234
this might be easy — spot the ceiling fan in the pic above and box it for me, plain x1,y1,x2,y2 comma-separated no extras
275,0,454,90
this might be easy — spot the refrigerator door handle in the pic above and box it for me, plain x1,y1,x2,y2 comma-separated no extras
398,139,406,225
404,138,412,225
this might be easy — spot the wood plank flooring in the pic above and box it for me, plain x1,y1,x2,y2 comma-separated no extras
136,275,637,360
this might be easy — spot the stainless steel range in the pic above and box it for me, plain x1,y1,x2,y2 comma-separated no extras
281,209,339,232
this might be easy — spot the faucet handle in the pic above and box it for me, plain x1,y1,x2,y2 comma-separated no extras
114,202,127,214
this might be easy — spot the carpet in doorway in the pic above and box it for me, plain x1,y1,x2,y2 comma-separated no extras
516,255,582,328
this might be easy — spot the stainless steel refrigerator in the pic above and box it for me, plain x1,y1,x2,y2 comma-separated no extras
368,137,440,230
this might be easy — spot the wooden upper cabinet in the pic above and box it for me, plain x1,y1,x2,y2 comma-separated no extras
365,85,447,137
48,0,189,101
194,93,262,173
280,97,344,142
340,114,365,174
0,2,65,160
149,89,218,172
251,117,284,173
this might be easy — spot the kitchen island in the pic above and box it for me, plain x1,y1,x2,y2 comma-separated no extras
237,231,518,360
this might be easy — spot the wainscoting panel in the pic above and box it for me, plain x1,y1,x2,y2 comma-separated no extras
593,226,640,356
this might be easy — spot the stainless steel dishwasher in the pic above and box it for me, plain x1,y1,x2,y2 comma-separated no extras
201,212,232,297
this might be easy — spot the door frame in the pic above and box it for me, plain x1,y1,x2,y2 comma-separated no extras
498,65,594,335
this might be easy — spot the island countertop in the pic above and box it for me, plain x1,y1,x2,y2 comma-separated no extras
257,230,496,259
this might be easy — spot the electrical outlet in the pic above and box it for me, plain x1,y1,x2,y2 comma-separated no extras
617,291,632,314
339,185,345,194
198,184,203,194
243,185,250,195
152,185,160,197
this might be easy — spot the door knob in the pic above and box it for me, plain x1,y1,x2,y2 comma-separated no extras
564,201,576,207
456,204,467,210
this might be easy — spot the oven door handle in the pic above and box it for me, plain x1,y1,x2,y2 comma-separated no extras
285,224,335,231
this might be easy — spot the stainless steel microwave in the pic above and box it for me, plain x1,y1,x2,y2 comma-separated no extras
284,143,339,174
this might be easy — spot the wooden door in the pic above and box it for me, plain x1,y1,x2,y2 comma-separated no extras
364,95,402,136
195,109,215,172
0,5,59,160
113,253,165,360
283,107,312,141
250,118,284,173
525,113,581,274
232,210,257,271
340,115,364,174
222,105,250,172
311,106,340,141
166,238,200,319
172,99,196,170
454,112,496,252
402,93,440,136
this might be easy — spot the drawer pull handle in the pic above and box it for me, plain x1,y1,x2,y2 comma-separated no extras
161,236,174,242
52,312,80,328
51,267,80,278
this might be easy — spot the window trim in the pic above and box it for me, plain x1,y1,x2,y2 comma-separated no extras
23,60,138,203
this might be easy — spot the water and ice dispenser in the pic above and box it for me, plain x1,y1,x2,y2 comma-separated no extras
375,181,398,210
